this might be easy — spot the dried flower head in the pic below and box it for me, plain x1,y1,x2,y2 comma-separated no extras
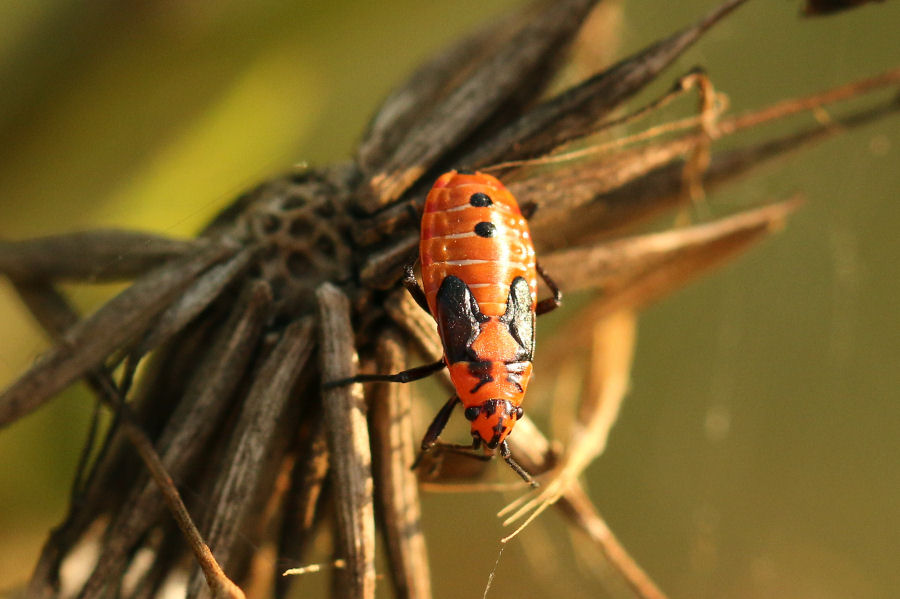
1,1,898,598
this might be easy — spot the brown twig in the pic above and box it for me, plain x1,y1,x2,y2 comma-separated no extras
12,281,245,599
370,329,432,599
317,283,377,599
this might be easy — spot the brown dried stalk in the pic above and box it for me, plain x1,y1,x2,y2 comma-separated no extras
316,283,376,599
0,1,897,598
13,282,245,599
369,330,431,599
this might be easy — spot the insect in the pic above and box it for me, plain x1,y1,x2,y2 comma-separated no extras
328,171,560,485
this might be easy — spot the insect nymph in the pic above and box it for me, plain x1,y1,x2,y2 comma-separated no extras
330,171,560,485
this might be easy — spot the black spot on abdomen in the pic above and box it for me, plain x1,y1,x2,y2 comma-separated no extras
469,192,492,207
474,222,496,238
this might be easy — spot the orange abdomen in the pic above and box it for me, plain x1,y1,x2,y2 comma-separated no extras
420,171,537,319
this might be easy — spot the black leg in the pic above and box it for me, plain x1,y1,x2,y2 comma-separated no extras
323,358,445,389
411,395,460,469
419,395,460,451
520,201,538,220
535,260,562,316
403,199,421,224
428,441,493,461
413,437,494,474
500,440,538,487
402,263,430,315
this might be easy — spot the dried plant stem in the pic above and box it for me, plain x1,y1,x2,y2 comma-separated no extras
0,230,202,282
484,69,728,172
275,418,329,598
361,0,600,207
504,420,668,599
370,329,432,599
123,408,246,599
317,283,377,599
464,0,749,166
12,282,244,599
718,65,900,135
186,317,314,598
560,484,667,599
541,198,802,301
0,242,235,427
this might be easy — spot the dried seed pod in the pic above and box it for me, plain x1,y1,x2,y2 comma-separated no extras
0,2,897,599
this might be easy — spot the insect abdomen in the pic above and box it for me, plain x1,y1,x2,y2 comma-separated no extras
420,171,536,318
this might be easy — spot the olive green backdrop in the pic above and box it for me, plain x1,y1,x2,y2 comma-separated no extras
0,1,898,597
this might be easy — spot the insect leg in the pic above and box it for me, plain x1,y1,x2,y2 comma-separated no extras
402,263,430,314
520,201,538,220
429,443,493,461
323,358,445,389
411,395,460,469
500,440,538,487
535,260,562,316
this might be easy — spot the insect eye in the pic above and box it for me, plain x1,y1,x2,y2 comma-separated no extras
515,406,524,420
464,406,481,421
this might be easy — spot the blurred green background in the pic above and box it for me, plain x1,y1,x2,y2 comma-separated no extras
1,1,898,597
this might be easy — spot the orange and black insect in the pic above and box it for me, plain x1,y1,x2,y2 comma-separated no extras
329,171,560,485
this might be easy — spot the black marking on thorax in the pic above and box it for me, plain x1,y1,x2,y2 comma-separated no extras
499,276,535,362
435,275,489,364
